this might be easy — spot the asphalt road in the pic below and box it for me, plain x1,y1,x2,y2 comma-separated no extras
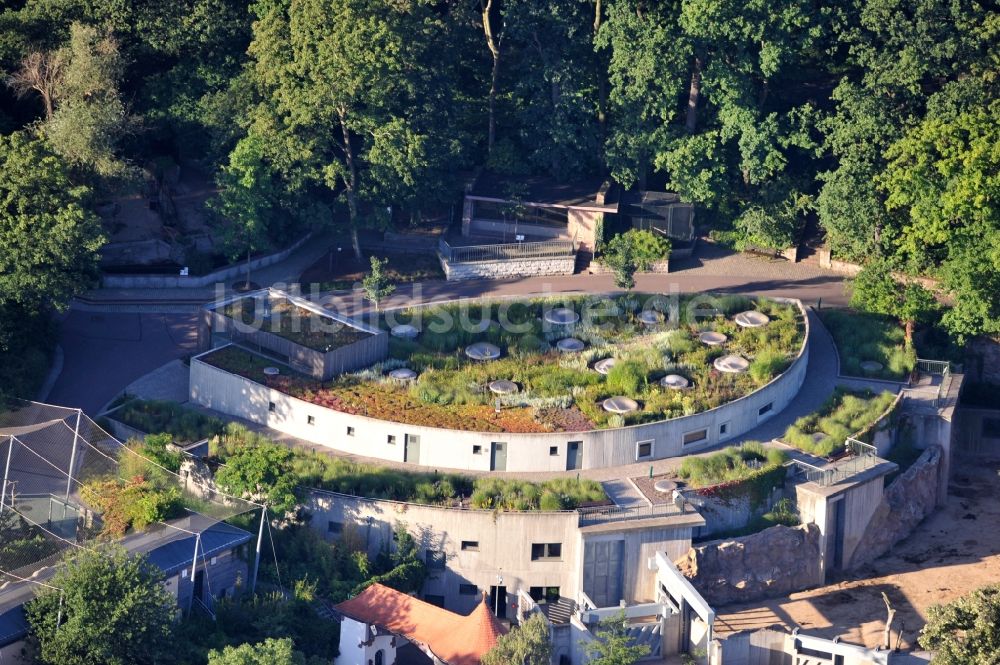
46,311,199,414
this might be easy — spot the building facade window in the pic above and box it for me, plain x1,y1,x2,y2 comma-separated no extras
531,543,562,561
529,586,561,603
459,584,478,595
327,521,343,535
682,429,708,446
425,550,446,570
473,445,483,455
461,541,480,552
268,402,276,413
549,446,559,456
347,426,355,436
387,434,396,445
636,440,653,459
307,415,315,425
758,402,774,417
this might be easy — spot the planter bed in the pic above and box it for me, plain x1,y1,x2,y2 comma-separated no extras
202,293,804,433
782,389,898,457
220,295,372,352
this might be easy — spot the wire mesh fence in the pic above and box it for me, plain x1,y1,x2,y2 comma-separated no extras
1,399,262,607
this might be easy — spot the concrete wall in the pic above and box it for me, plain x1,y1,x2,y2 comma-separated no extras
308,490,584,615
440,255,576,281
588,259,670,275
191,332,805,471
190,299,807,472
307,490,694,615
955,406,1000,458
710,629,890,665
205,310,388,381
102,233,312,288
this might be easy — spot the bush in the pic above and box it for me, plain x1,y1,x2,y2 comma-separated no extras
783,389,897,457
819,309,915,380
114,398,224,442
605,360,647,395
469,477,605,511
749,348,789,384
678,443,787,487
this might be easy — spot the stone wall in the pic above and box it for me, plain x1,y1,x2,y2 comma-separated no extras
847,446,942,569
676,523,823,606
588,259,670,275
440,255,576,281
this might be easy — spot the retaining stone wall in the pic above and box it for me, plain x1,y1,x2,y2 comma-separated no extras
676,523,823,606
440,255,576,281
847,446,942,569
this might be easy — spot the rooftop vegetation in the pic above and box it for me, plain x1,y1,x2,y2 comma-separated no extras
203,293,804,432
819,308,916,381
678,442,788,488
783,389,898,457
212,423,606,511
219,296,372,352
109,398,224,442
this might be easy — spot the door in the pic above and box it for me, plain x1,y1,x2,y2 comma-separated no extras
405,434,420,464
491,442,507,471
489,586,508,619
566,441,582,470
582,540,624,608
192,569,204,604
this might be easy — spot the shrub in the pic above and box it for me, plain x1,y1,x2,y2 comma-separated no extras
819,309,915,380
783,389,897,457
114,398,223,442
605,360,647,395
678,443,787,487
749,348,788,384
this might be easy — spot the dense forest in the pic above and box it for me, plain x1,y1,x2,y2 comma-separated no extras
0,0,998,397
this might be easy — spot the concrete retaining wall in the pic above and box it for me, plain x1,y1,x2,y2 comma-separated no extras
190,316,806,472
440,254,576,281
101,234,312,289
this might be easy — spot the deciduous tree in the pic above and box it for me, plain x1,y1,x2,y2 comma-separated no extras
25,546,175,665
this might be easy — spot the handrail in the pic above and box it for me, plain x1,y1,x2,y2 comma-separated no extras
577,502,683,526
438,238,576,264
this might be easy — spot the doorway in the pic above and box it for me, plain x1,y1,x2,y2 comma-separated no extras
192,569,204,604
491,442,507,471
489,585,508,619
405,434,420,463
566,441,582,470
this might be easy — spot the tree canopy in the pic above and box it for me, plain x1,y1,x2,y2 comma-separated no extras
920,584,1000,665
25,546,175,665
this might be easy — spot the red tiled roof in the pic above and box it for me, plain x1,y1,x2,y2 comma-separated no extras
335,584,508,665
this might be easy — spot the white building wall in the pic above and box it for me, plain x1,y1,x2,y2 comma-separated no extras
190,297,808,473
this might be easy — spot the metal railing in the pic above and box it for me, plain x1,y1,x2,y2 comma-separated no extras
577,501,683,527
789,437,879,487
906,358,953,408
438,237,576,264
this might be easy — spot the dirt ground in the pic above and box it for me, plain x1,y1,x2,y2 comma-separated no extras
714,460,1000,650
299,248,444,290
